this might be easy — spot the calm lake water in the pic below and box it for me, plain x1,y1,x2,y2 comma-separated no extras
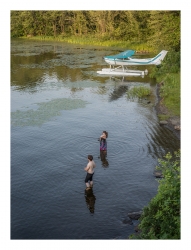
11,39,180,239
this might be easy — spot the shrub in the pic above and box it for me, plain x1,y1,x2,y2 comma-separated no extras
129,150,180,239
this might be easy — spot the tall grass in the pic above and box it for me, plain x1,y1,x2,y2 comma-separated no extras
150,51,180,118
160,73,180,116
127,86,151,99
21,35,154,52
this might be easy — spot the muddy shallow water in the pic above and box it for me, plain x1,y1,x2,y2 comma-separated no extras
11,39,180,239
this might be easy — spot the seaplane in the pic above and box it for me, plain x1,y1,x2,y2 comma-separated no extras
97,50,168,77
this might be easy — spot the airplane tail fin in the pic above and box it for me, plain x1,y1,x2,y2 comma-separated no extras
153,50,168,65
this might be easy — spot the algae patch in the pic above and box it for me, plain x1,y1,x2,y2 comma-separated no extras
11,98,88,127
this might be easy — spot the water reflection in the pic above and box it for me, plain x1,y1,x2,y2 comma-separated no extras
99,150,109,168
11,41,98,90
84,188,96,214
109,85,128,101
145,123,180,159
109,74,152,84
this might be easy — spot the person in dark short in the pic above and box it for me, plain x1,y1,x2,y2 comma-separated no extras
84,155,96,190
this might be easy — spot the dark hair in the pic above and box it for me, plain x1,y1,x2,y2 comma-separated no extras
103,131,108,138
88,155,93,161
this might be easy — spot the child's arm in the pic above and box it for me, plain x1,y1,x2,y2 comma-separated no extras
84,163,90,171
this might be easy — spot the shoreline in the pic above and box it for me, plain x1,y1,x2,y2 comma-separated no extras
14,37,155,53
155,83,180,140
129,84,180,238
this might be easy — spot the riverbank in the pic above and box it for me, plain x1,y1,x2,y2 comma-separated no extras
21,36,155,53
155,82,180,140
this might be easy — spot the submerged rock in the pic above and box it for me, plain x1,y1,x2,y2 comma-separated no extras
159,120,168,125
174,125,181,130
122,218,133,225
128,211,142,220
134,225,141,232
153,171,164,178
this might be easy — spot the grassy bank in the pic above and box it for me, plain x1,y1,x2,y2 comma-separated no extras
20,35,155,52
150,50,180,120
159,73,180,117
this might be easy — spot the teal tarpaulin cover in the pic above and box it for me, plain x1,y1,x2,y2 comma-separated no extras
104,50,135,59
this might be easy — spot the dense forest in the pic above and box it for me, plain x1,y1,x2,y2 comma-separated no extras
11,10,180,52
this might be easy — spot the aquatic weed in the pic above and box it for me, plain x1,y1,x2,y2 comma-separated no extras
127,86,151,99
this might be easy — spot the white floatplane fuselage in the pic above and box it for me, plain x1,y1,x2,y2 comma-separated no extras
97,50,168,77
104,50,168,66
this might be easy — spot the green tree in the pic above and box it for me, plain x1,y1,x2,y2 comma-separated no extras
88,11,108,36
11,11,24,37
71,11,88,36
147,11,180,51
112,11,139,41
133,11,151,42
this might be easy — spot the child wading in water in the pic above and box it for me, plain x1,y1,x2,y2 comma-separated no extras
84,155,96,190
99,131,108,151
